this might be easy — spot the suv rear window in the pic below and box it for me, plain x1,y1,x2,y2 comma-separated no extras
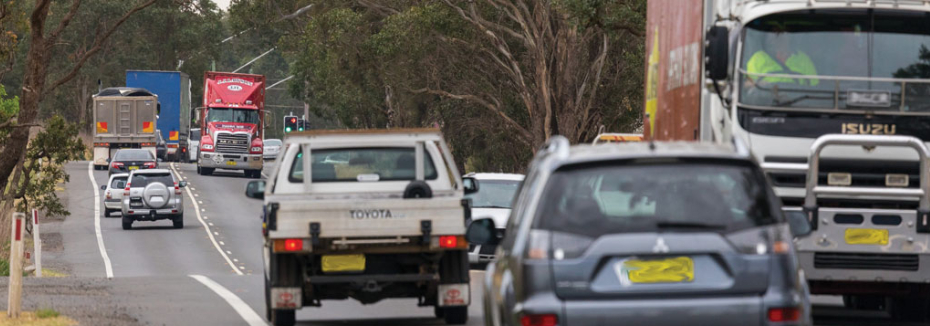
130,173,174,188
290,147,438,182
534,161,777,238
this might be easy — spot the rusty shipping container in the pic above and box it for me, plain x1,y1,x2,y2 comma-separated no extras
644,0,704,141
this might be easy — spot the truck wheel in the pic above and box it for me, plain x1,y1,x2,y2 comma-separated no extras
201,167,214,176
173,215,184,229
103,209,110,218
890,296,929,321
122,217,133,230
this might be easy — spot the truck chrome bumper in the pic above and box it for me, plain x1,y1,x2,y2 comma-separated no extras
199,152,263,170
798,251,930,284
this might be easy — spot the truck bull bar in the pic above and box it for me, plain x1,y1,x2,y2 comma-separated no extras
789,134,930,231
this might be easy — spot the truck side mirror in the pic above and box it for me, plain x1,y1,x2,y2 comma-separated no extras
705,26,729,82
245,180,265,200
785,210,812,237
466,218,500,246
463,177,479,195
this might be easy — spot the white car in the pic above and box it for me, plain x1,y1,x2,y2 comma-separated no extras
100,173,129,218
263,138,282,160
187,128,201,163
464,172,524,267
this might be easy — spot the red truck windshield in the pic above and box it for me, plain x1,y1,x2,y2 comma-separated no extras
207,107,260,124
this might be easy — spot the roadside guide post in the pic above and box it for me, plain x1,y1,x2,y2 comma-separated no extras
8,212,25,317
32,209,41,278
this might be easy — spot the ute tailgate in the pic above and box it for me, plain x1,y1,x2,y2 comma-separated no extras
269,197,466,239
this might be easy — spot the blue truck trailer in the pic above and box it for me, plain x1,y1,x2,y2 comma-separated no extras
126,70,192,162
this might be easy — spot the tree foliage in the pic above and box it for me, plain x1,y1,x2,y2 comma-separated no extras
233,0,646,172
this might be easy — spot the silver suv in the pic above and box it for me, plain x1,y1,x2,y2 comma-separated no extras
121,169,186,230
468,138,814,326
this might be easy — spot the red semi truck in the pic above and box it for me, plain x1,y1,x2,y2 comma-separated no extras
196,72,265,178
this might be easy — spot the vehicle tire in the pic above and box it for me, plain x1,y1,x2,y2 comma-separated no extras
103,209,111,218
890,296,929,321
441,306,467,325
268,253,300,326
173,215,183,229
201,167,214,176
122,217,133,230
438,250,469,325
196,165,202,175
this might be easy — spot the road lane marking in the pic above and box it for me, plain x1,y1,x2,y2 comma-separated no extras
88,162,114,278
189,275,266,326
170,164,243,275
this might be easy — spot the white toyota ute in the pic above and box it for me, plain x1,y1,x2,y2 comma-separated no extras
245,128,478,326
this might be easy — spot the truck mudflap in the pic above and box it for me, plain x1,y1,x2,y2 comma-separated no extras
270,287,301,310
789,134,930,283
438,284,470,307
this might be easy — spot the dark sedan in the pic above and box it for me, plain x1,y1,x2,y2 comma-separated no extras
155,130,167,160
109,149,158,176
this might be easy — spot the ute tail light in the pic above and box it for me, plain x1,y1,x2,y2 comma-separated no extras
526,230,551,260
768,307,801,322
521,314,558,326
124,184,130,196
143,162,156,169
273,239,305,252
111,162,124,169
105,190,111,199
174,182,181,195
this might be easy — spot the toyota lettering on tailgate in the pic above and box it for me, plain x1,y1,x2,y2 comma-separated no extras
349,209,404,219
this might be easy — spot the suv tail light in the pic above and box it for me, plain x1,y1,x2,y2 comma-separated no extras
521,314,558,326
526,230,551,260
174,182,181,195
768,307,801,322
111,162,124,169
143,162,156,169
105,190,111,199
124,184,130,196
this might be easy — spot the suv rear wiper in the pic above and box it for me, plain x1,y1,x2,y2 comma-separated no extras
655,221,727,230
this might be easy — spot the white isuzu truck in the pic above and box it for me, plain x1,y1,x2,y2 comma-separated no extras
648,0,930,320
245,129,477,326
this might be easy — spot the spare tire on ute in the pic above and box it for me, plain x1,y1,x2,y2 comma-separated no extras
403,181,432,199
143,182,170,209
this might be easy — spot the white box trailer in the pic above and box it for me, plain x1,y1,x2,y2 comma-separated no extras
92,88,159,169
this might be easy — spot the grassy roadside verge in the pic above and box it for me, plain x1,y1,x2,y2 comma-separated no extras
0,310,77,326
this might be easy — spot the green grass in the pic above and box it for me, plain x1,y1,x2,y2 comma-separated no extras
34,310,58,319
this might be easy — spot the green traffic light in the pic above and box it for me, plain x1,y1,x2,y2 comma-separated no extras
285,127,292,132
298,127,304,131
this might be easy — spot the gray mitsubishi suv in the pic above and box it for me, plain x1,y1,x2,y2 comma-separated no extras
467,137,813,326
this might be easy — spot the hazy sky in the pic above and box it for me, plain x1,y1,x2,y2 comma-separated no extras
215,0,231,10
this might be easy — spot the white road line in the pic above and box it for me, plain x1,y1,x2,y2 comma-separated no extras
189,275,266,326
170,164,242,275
88,162,114,278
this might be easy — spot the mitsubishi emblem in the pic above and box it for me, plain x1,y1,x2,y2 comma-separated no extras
653,237,670,253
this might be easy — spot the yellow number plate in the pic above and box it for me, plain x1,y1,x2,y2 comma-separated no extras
845,228,889,245
321,254,365,273
128,166,139,170
622,256,694,284
226,161,237,166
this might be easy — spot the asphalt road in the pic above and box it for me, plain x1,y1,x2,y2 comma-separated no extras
8,160,923,325
33,160,486,326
